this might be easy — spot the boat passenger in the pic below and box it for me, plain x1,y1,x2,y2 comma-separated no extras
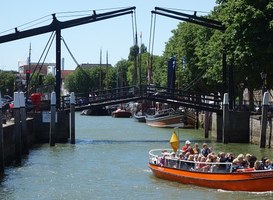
195,156,207,171
231,158,241,172
254,161,264,170
186,154,195,170
264,159,273,170
236,154,246,167
181,140,194,154
201,143,211,157
168,152,177,168
209,155,218,172
225,152,235,163
248,155,257,168
192,143,201,155
245,153,252,166
261,156,268,169
217,152,228,172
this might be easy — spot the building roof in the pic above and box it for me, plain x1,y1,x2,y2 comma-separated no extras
77,63,113,69
61,70,74,79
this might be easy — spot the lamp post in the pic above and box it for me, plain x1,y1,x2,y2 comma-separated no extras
260,72,267,95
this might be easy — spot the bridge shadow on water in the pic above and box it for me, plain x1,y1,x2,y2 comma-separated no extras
76,139,211,145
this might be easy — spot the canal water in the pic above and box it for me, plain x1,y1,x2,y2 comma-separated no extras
1,113,273,200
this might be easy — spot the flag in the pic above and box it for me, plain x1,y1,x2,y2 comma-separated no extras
169,130,179,153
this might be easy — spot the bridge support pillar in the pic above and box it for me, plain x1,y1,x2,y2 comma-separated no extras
216,113,223,142
14,92,22,163
50,92,56,147
0,93,4,174
70,92,76,144
260,92,269,148
204,111,210,138
222,93,230,144
195,110,199,129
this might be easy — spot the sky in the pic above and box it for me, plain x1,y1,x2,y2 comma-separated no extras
0,0,217,71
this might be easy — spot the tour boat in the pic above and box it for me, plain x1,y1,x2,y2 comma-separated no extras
148,131,273,192
111,108,131,118
145,108,195,128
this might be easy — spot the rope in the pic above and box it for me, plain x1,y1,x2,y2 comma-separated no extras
182,67,208,91
28,32,55,93
61,37,80,67
29,31,55,81
147,13,157,84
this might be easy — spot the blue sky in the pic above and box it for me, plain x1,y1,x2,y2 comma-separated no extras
0,0,217,71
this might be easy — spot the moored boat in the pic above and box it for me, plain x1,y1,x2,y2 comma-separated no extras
112,108,131,118
133,111,146,122
145,108,195,128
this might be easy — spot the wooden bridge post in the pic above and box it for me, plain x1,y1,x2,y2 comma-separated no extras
14,92,22,163
19,92,28,154
204,111,209,138
0,93,4,174
260,92,269,148
222,93,229,144
70,92,75,144
195,110,199,129
204,96,210,138
50,92,56,146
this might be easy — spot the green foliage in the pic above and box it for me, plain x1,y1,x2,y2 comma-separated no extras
217,0,273,90
0,70,16,96
64,65,116,93
43,73,55,86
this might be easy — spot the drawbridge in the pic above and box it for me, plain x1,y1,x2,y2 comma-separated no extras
65,85,222,114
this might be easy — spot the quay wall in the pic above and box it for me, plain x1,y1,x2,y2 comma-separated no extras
2,111,70,166
210,112,273,146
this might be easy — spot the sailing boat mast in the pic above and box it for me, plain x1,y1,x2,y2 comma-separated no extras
26,43,31,96
99,48,102,91
106,50,109,90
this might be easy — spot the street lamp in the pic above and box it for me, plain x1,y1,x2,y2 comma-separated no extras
260,72,267,95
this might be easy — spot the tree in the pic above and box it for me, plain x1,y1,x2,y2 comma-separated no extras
115,59,130,87
215,0,273,109
0,70,16,96
43,73,55,86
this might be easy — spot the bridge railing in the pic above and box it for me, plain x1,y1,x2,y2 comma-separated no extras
61,85,222,112
60,85,138,109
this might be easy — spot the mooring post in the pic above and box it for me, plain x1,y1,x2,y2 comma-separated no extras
70,92,75,144
204,111,209,138
50,92,56,146
260,92,269,148
14,92,22,163
222,93,229,144
19,92,28,154
0,93,4,174
204,96,209,138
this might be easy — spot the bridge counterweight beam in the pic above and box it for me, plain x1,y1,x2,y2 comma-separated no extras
55,28,61,109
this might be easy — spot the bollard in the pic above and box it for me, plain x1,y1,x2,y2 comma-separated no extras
14,92,22,163
0,92,4,173
20,92,28,154
50,92,56,146
260,92,269,148
222,93,229,144
70,92,75,144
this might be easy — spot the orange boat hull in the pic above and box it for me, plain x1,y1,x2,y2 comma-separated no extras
149,163,273,192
